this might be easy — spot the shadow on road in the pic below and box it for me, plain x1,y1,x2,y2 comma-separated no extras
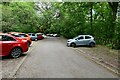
0,54,27,60
71,45,96,48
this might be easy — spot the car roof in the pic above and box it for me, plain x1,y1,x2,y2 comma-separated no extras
78,35,93,37
28,33,35,34
0,33,17,39
0,33,9,35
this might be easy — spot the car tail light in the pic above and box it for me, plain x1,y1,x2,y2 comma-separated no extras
22,38,27,40
22,40,27,42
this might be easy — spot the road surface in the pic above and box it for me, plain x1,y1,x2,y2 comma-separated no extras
13,37,117,78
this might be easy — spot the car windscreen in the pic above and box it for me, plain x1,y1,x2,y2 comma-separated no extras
73,36,78,39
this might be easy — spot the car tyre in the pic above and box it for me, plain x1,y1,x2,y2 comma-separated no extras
89,42,95,47
71,43,76,48
28,41,31,46
67,44,69,47
35,38,38,41
10,47,22,58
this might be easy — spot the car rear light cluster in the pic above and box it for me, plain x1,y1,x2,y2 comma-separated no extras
22,40,27,42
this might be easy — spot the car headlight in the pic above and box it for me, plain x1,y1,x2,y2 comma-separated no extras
67,40,70,42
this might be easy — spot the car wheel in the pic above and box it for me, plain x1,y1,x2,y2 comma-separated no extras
35,38,38,41
71,43,76,48
28,41,31,46
10,47,22,58
89,42,95,47
66,44,69,47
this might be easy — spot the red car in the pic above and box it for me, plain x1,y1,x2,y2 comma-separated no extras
0,34,29,58
37,34,44,40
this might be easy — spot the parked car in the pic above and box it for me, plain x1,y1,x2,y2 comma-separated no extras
53,34,60,37
28,33,38,41
36,33,44,40
37,33,47,38
67,35,95,47
47,33,60,37
48,34,53,37
10,33,32,46
46,33,53,37
41,33,47,38
0,34,29,58
47,34,50,36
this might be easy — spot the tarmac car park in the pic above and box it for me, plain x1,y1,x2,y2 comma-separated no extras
1,33,95,59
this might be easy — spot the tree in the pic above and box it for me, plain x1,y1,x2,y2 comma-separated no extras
108,2,118,37
2,2,41,33
2,2,120,49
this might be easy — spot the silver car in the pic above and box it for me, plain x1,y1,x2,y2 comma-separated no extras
67,35,95,47
28,33,38,41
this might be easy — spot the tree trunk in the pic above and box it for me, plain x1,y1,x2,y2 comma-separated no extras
108,2,118,37
90,2,93,27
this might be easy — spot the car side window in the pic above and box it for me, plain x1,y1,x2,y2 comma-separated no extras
28,34,31,36
77,36,84,40
2,35,16,41
85,36,91,39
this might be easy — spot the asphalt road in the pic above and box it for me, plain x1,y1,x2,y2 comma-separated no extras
1,37,118,78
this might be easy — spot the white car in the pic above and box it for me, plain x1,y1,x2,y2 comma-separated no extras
42,34,47,38
53,34,60,37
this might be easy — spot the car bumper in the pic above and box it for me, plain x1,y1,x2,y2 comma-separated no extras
67,42,71,47
23,46,29,52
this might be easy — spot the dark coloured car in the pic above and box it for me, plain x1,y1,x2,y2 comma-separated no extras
37,34,44,40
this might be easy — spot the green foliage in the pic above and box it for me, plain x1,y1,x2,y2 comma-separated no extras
2,2,40,33
2,5,13,32
47,2,120,49
1,2,120,49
